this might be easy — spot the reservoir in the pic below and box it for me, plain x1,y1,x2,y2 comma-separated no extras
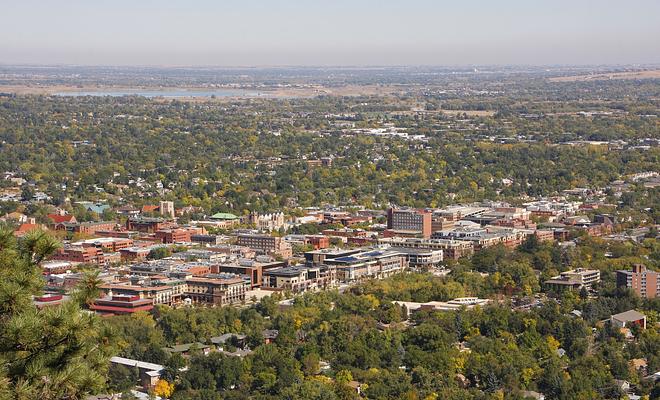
54,89,271,98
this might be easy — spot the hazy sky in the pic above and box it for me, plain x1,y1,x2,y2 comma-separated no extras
2,0,659,66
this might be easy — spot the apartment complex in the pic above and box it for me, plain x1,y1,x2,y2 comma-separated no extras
616,264,659,299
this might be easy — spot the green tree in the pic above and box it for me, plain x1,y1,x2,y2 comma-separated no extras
0,229,114,399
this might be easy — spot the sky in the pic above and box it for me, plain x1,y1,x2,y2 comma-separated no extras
2,0,660,66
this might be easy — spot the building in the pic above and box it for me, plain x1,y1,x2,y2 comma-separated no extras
216,259,285,289
385,246,443,269
534,229,555,242
76,201,111,215
46,213,77,228
58,221,117,236
33,294,68,309
209,212,240,221
72,237,134,252
159,201,175,219
236,234,292,258
431,211,456,232
206,212,242,229
41,261,73,275
100,279,187,306
164,342,211,357
616,264,659,299
248,212,285,232
376,237,474,260
191,234,228,245
119,246,154,262
262,265,336,293
432,225,527,250
126,217,176,233
544,268,601,291
387,208,432,238
90,295,154,315
394,297,490,315
52,246,108,266
13,223,44,237
184,276,248,305
611,310,647,330
155,228,193,243
306,235,330,250
110,356,163,390
319,248,408,283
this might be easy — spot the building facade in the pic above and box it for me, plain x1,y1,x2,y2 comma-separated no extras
616,264,659,299
387,208,432,238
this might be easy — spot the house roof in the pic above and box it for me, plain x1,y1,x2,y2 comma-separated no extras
14,223,43,236
166,342,210,353
210,333,247,344
47,214,75,223
612,310,646,322
81,203,110,214
262,329,279,339
110,356,164,372
6,211,26,219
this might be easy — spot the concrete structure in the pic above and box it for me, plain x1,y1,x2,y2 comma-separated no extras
394,297,491,315
545,268,601,291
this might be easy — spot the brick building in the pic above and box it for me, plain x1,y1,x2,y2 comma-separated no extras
236,234,292,258
387,208,432,238
616,264,659,299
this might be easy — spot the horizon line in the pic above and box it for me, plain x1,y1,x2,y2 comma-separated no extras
2,62,660,70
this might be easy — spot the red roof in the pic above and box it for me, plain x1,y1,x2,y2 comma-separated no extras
14,223,42,237
47,214,76,224
141,205,159,213
89,304,154,314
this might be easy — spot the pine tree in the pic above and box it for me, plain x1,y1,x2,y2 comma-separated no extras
0,228,115,399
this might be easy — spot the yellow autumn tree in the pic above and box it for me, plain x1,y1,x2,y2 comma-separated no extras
153,379,175,398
